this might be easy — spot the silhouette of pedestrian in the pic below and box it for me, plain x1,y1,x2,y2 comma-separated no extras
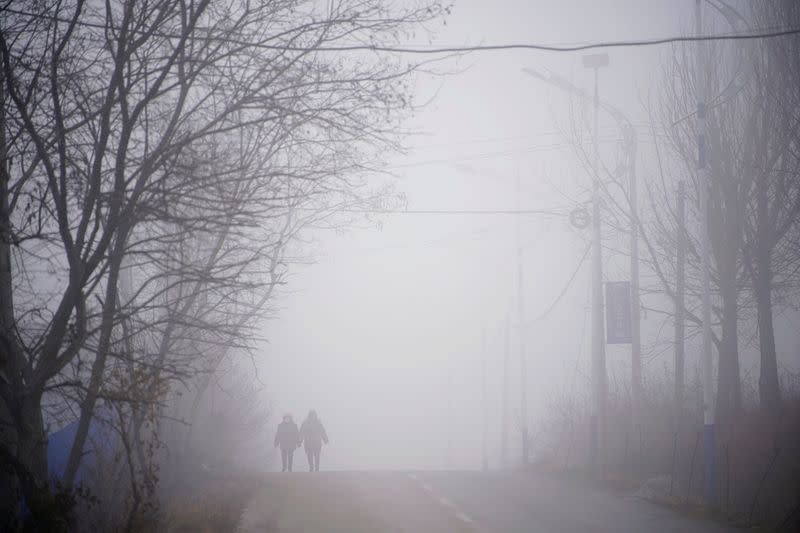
300,410,328,472
274,414,300,472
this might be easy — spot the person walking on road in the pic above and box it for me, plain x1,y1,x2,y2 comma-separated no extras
274,414,300,472
300,410,328,472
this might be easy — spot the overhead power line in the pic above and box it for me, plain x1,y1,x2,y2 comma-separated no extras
3,7,799,54
301,28,800,54
339,208,568,216
393,134,668,169
414,123,668,150
523,242,592,327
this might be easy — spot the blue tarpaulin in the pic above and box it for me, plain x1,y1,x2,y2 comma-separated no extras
47,412,115,483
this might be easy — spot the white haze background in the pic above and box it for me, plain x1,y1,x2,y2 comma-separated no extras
251,0,800,472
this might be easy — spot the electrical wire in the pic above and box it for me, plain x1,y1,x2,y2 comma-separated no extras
393,132,669,170
337,207,568,217
3,6,799,54
405,124,667,151
307,28,800,54
522,242,592,327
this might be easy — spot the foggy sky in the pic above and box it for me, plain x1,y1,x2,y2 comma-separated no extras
255,0,800,472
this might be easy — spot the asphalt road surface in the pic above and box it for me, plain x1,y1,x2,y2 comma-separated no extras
238,470,739,533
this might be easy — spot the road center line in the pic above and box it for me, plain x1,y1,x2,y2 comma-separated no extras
406,473,485,532
439,496,456,508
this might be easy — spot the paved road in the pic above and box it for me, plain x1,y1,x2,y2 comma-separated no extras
238,470,739,532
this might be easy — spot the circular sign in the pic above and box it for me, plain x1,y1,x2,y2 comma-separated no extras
569,207,590,229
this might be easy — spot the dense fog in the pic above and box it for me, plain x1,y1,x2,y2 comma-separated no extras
258,0,800,472
3,0,799,530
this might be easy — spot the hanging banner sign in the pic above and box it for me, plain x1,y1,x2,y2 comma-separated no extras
605,281,631,344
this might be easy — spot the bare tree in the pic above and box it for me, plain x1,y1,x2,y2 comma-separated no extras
737,0,800,413
652,2,800,418
544,3,800,424
0,0,447,525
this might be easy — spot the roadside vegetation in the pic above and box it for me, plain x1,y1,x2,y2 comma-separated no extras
529,3,800,530
0,0,448,530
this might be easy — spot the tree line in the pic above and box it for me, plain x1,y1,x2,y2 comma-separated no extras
0,0,447,528
578,0,800,421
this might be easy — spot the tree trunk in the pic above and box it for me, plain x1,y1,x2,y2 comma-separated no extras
716,273,742,422
0,391,48,519
0,64,17,526
16,391,48,483
63,222,129,488
0,58,11,391
0,71,47,526
754,185,782,412
755,269,781,411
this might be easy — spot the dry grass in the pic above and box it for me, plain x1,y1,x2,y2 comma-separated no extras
532,375,800,531
159,473,263,533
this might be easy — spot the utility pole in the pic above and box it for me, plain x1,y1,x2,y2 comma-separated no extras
481,325,489,471
629,136,642,427
695,0,715,504
501,314,510,468
675,181,686,417
445,364,453,469
523,61,635,447
515,172,529,464
584,53,609,472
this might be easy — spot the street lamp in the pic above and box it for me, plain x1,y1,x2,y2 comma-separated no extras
583,53,609,473
522,58,613,472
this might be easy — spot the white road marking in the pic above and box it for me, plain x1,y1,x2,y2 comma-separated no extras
438,496,456,508
406,473,484,531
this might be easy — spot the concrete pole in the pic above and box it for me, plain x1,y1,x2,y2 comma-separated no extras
501,314,510,467
675,181,686,417
695,0,715,503
590,65,608,472
629,135,642,428
445,362,453,469
516,172,529,464
482,325,489,471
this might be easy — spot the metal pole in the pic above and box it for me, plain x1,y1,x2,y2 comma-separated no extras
629,132,641,428
516,172,529,464
501,314,510,467
695,0,715,504
446,367,452,469
482,325,488,471
590,66,607,472
675,181,686,417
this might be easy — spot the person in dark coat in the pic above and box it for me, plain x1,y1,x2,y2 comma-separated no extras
300,410,328,472
274,414,300,472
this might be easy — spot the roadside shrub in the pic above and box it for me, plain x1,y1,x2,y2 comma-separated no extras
533,372,800,530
